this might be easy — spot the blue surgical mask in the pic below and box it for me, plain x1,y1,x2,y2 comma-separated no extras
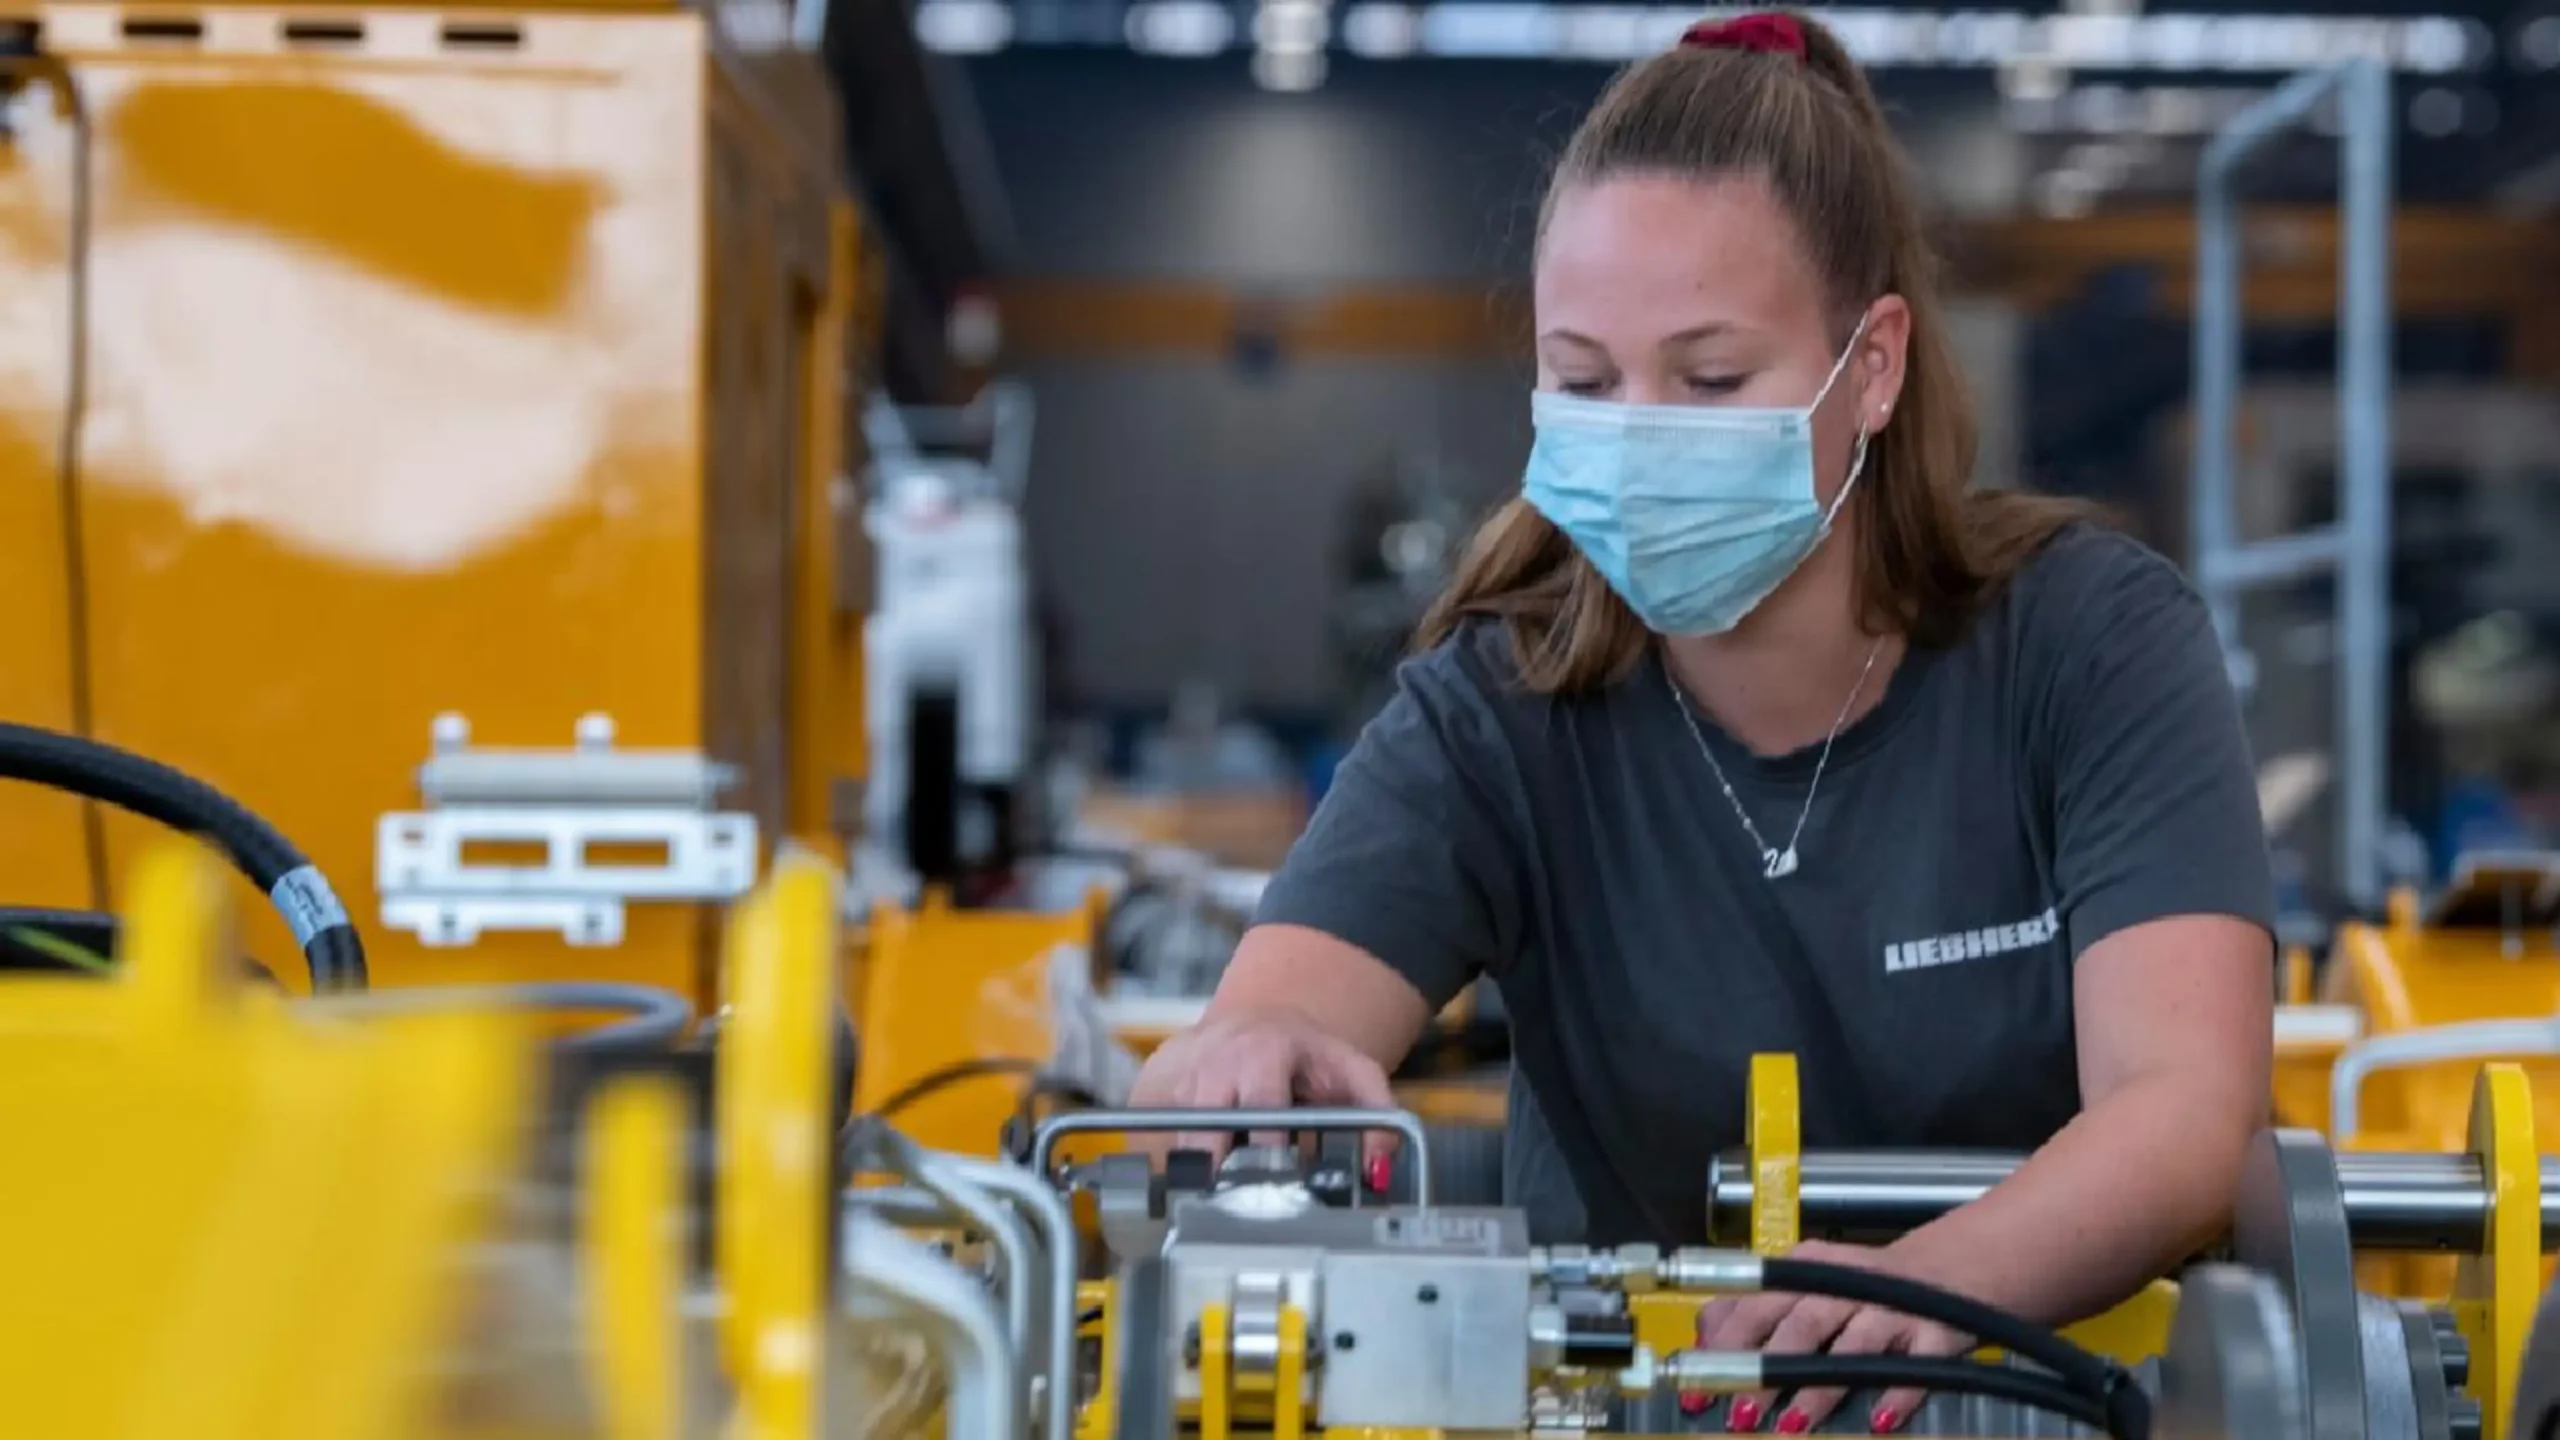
1522,324,1872,637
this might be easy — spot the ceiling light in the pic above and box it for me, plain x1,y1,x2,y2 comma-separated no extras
1253,45,1327,88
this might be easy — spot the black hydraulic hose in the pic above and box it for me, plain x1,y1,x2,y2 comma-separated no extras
1754,1355,2111,1434
302,981,692,1055
1759,1257,2149,1440
0,723,367,991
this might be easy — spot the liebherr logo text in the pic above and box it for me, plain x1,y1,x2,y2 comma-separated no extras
1883,907,2059,974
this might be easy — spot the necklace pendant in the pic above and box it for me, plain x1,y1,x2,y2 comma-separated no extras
1763,846,1799,880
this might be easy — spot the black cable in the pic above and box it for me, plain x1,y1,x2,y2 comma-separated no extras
1758,1257,2149,1440
1754,1355,2111,1434
59,66,104,917
304,981,693,1056
4,50,107,914
0,723,368,990
862,1055,1101,1123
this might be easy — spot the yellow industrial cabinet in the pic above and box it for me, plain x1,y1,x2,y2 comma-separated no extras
0,0,869,1005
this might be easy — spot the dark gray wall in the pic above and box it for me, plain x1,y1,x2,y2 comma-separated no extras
978,54,1596,283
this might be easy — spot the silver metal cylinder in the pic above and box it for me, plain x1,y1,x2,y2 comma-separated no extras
1705,1149,2560,1252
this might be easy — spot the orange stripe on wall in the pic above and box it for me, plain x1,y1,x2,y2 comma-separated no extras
999,207,2560,360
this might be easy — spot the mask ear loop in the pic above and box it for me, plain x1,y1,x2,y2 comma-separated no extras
1821,422,1873,530
1811,307,1880,531
1809,310,1874,414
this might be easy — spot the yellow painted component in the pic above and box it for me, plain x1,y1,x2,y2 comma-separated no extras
0,838,534,1438
583,1073,690,1440
850,887,1109,1156
1631,1291,1710,1357
2455,1060,2541,1439
2281,943,2314,1005
0,2,861,1009
2054,1279,2178,1363
1746,1052,1801,1255
1633,1281,2175,1368
1202,1299,1235,1440
2298,917,2560,1157
1393,1075,1509,1127
1276,1303,1310,1440
716,850,841,1438
1080,1278,1119,1440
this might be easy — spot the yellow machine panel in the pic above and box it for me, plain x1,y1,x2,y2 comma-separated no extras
0,0,863,1004
852,886,1108,1155
2315,895,2560,1150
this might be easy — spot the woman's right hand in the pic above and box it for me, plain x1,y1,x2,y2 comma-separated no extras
1128,1005,1403,1173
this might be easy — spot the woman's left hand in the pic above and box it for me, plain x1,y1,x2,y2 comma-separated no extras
1692,1239,1975,1435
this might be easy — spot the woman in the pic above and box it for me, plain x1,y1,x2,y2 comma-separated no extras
1130,11,2274,1434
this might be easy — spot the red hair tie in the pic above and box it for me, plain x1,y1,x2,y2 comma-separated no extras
1678,11,1807,60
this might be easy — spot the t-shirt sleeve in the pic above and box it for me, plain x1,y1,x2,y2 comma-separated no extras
1252,641,1524,1010
2039,539,2277,959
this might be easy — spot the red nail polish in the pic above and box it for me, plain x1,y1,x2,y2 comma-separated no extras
1678,1391,1709,1416
1729,1399,1764,1432
1363,1153,1392,1193
1776,1410,1811,1435
1870,1405,1901,1434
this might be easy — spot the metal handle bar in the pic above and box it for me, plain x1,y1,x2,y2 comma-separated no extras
1029,1107,1434,1205
1706,1148,2560,1252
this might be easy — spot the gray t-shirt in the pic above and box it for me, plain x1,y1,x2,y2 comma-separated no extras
1255,525,2275,1245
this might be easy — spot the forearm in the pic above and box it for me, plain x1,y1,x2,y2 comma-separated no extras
1206,924,1438,1069
1884,1073,2254,1326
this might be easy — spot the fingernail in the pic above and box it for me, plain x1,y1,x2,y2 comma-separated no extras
1729,1400,1764,1432
1776,1410,1811,1435
1677,1392,1710,1416
1363,1153,1392,1193
1869,1405,1901,1434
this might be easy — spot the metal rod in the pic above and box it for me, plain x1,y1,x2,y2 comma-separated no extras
2197,526,2346,590
1705,1149,2560,1252
843,1210,1021,1440
941,1153,1081,1440
845,1123,1038,1371
2336,56,2395,911
1029,1107,1434,1204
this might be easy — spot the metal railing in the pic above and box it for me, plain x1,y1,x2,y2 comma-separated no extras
2189,57,2395,908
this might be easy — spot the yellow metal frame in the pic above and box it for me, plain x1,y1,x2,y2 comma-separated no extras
715,849,843,1438
0,0,869,1009
848,886,1108,1157
2307,898,2560,1157
0,839,536,1439
1193,1298,1313,1440
1746,1052,1802,1256
1728,1052,2175,1366
582,1074,690,1440
2455,1060,2541,1439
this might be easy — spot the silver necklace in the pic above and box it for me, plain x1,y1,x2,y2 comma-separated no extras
1665,638,1884,880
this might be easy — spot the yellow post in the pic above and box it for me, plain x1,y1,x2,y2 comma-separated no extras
583,1074,691,1440
1747,1053,1802,1255
1200,1300,1234,1440
1079,1279,1118,1440
717,850,842,1439
2455,1061,2541,1439
1275,1304,1310,1440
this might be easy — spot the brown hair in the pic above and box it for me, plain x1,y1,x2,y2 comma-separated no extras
1416,10,2092,693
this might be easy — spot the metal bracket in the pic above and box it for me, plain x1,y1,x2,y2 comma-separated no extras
376,713,759,947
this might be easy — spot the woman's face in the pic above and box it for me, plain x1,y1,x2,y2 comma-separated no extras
1532,172,1907,515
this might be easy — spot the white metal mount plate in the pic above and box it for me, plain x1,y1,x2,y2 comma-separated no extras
376,806,758,947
